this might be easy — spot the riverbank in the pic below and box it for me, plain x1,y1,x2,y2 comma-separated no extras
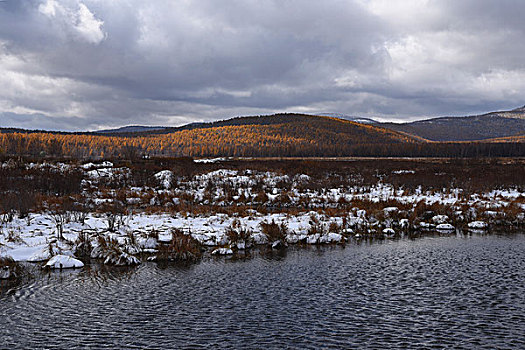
1,199,523,269
1,158,524,272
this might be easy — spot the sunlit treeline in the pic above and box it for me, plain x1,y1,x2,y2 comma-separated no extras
0,115,523,158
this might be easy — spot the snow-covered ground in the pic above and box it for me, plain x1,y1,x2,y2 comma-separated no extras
0,211,347,262
1,161,524,267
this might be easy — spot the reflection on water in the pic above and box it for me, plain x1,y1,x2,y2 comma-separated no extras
1,233,524,349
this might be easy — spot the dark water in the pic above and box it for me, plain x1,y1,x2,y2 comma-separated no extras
1,234,525,349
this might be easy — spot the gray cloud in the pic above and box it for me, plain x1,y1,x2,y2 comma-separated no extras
0,0,524,131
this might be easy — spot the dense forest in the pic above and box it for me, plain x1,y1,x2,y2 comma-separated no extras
0,114,523,158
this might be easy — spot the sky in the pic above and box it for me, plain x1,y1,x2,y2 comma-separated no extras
0,0,525,131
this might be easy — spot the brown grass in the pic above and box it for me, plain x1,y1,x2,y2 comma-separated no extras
260,220,288,242
157,228,202,261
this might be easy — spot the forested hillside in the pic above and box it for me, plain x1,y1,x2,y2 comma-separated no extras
0,114,523,158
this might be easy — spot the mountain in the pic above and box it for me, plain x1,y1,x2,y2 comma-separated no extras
1,112,524,158
95,126,167,134
0,113,424,158
377,106,525,141
90,113,380,136
152,113,423,156
318,113,377,124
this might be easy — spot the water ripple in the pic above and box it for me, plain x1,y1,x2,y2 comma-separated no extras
1,234,524,349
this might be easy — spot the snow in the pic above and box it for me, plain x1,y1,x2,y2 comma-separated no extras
271,240,285,249
45,255,84,269
86,168,113,179
432,215,449,224
0,268,13,280
383,207,399,214
197,169,238,179
4,246,47,262
1,163,523,266
295,174,311,182
211,248,233,255
306,234,320,244
194,157,228,163
154,170,173,189
468,221,488,229
28,247,54,262
319,232,343,243
383,228,396,235
104,252,140,266
81,162,96,169
436,223,455,231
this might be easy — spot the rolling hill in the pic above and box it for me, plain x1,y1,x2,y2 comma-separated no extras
1,112,524,158
89,106,525,142
318,113,377,124
0,114,423,158
95,126,167,134
376,106,525,141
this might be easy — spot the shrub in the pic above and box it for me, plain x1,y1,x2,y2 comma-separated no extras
0,256,24,280
226,219,253,249
306,213,326,235
6,229,24,244
328,221,341,233
260,219,288,242
74,231,93,260
99,200,127,232
157,228,202,261
91,234,140,266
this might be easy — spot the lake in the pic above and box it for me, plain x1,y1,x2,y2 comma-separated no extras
1,233,524,349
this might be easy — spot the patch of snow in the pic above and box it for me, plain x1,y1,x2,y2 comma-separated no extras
383,228,395,235
28,247,54,262
468,221,488,229
319,232,343,243
194,158,227,163
436,223,455,231
154,170,173,189
86,168,113,179
294,174,311,182
211,248,233,255
45,255,84,269
419,222,433,229
271,240,286,249
81,162,96,169
432,215,449,224
0,267,15,279
306,234,320,244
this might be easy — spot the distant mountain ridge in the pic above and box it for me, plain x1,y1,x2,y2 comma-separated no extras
2,105,524,142
1,112,523,158
318,113,377,124
375,105,525,141
95,126,167,134
0,113,428,158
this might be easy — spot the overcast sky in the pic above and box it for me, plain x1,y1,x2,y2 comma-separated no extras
1,0,524,131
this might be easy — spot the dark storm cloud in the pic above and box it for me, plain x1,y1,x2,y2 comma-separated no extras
0,0,524,130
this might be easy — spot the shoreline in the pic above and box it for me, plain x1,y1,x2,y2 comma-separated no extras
1,158,524,278
1,207,523,269
2,229,524,289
